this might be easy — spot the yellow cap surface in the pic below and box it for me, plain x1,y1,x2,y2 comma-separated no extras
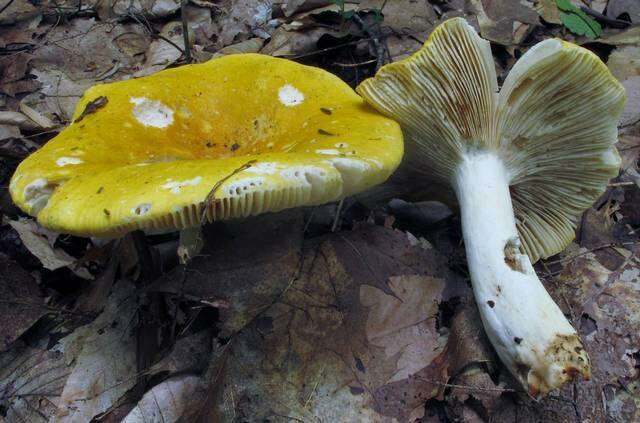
10,54,403,237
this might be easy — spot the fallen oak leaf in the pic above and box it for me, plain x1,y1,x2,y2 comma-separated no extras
199,226,467,421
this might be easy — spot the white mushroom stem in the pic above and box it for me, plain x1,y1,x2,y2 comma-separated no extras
452,151,590,397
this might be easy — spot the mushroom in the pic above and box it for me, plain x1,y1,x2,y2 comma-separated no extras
356,18,626,396
9,54,403,237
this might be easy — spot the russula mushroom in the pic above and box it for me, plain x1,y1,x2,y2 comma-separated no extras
9,54,403,237
357,18,626,396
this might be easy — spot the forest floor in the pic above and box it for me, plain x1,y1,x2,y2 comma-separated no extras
0,0,639,421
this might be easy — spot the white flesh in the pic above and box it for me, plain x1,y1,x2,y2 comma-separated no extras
453,151,590,396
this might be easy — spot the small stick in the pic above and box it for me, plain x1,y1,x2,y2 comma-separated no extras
180,0,191,62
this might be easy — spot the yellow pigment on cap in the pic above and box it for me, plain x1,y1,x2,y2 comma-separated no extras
10,54,403,237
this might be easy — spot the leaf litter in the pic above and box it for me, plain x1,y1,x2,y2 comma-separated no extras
0,0,639,421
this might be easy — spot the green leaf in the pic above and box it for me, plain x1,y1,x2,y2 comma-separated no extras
555,0,602,39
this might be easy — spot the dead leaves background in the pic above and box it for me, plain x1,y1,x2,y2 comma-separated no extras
1,0,640,422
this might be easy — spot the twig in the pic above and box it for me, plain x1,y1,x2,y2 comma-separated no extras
580,6,631,29
543,241,637,265
0,0,16,15
352,13,388,70
414,375,518,393
291,33,392,60
333,58,377,68
199,159,257,224
180,0,191,62
332,199,344,232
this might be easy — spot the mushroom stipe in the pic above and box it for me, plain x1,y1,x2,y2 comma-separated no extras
357,18,625,397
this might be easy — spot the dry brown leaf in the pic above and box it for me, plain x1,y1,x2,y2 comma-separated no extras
0,257,46,351
0,339,73,422
534,0,562,24
121,375,208,423
95,0,180,20
147,212,304,336
470,0,540,45
607,0,640,23
212,38,265,57
608,46,640,128
54,280,139,422
552,249,640,421
0,0,40,25
0,111,40,131
212,0,275,48
0,125,20,141
360,0,437,35
134,21,185,77
7,219,75,271
202,226,467,421
280,0,331,17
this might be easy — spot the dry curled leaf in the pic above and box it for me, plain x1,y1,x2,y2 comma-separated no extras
202,226,467,422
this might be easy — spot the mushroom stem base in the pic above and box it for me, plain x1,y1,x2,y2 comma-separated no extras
452,151,590,397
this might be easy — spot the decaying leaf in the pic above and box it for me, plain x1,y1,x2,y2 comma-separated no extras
0,0,40,25
212,0,275,48
608,45,640,128
7,219,76,271
0,257,46,351
468,0,539,45
534,0,562,24
0,280,138,422
553,248,640,421
121,375,208,423
54,280,139,422
147,212,304,336
0,339,73,422
607,0,640,24
134,21,186,77
202,226,467,421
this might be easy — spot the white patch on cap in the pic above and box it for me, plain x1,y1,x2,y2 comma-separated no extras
226,177,265,196
23,178,56,214
161,176,202,194
325,157,370,190
130,97,174,128
132,203,152,216
280,166,327,181
315,149,341,156
278,84,305,107
246,162,280,175
56,157,84,167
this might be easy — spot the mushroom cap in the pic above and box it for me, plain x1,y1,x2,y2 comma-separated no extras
356,18,626,262
10,54,403,237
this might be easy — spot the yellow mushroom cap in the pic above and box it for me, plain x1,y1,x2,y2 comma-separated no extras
10,54,403,237
357,18,626,263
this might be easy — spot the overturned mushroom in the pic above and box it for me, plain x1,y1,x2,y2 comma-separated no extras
357,18,625,396
10,54,403,237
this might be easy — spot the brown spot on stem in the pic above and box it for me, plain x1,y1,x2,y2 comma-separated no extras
487,300,495,308
504,237,526,273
